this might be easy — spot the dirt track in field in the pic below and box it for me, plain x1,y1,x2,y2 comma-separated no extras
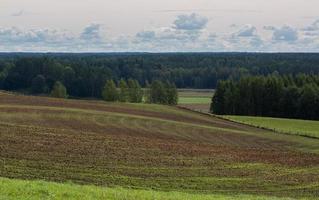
1,92,319,198
178,104,211,112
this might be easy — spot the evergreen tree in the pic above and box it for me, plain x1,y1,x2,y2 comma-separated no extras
279,86,300,118
127,79,143,103
250,76,265,116
223,81,239,115
102,80,118,102
263,76,284,116
237,78,253,115
144,81,151,103
31,74,47,94
211,75,319,120
118,79,129,102
51,81,67,98
298,84,319,119
211,81,226,114
165,81,178,105
150,80,166,104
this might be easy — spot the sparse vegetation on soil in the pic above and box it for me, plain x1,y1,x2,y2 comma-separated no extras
0,91,319,199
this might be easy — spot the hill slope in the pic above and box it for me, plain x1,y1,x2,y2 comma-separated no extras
0,91,319,199
0,177,295,200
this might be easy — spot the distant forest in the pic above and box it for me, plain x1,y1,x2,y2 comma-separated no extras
211,74,319,120
1,53,319,98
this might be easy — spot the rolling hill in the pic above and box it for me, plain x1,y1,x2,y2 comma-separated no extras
0,91,319,199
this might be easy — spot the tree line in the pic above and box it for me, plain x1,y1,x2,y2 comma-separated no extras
101,79,178,105
211,74,319,120
47,78,178,105
1,53,319,98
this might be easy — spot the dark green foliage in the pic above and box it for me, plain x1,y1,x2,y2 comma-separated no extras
51,81,67,98
127,79,143,103
298,84,319,119
150,80,167,104
144,81,151,103
211,74,319,120
102,80,118,102
118,79,129,102
100,79,177,105
279,86,300,118
211,82,226,115
2,53,319,98
165,81,178,105
149,80,178,105
31,75,47,94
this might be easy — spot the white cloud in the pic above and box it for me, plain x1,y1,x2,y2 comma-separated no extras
134,13,209,50
1,17,319,52
0,24,108,52
222,25,264,51
136,31,155,42
0,27,75,44
236,24,257,37
11,10,24,17
303,20,319,31
173,13,208,31
263,26,276,31
271,26,298,42
80,23,103,41
134,27,201,51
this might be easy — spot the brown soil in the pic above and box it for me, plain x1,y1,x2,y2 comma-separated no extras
1,92,319,197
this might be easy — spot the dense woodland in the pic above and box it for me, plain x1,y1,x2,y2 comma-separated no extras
211,74,319,120
1,53,319,98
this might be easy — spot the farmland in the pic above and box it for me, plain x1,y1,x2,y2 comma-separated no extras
0,177,296,200
223,116,319,139
1,91,319,199
178,89,213,112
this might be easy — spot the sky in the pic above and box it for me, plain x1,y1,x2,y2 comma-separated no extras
1,0,319,52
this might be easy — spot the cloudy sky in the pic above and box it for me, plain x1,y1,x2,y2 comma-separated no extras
1,0,319,52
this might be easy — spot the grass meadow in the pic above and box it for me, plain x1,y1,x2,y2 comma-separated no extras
178,89,213,112
224,116,319,139
0,178,299,200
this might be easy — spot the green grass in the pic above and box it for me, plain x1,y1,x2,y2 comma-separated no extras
178,90,213,105
179,96,212,104
0,178,297,200
223,115,319,139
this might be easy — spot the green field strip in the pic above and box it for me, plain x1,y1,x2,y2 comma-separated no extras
178,96,212,105
224,116,319,139
0,177,298,200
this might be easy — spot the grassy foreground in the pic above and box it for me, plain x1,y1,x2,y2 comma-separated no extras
0,178,295,200
224,116,319,139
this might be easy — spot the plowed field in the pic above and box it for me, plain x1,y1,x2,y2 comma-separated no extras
1,91,319,199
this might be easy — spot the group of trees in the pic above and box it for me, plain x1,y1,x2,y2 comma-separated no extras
147,80,178,105
102,79,144,103
211,74,319,120
101,79,178,105
1,53,319,98
50,81,68,98
30,74,67,98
